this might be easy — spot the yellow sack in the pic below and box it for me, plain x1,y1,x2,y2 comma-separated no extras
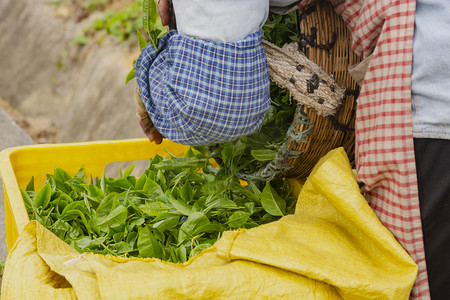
1,148,417,299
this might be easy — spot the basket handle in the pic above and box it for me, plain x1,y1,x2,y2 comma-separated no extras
263,40,345,117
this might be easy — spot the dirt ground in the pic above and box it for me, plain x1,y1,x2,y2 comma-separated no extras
0,97,58,144
0,0,136,144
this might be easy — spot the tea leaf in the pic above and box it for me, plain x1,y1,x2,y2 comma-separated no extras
142,0,157,37
74,166,85,179
123,164,136,177
178,212,210,243
251,149,278,162
107,177,134,192
143,177,164,196
227,211,251,229
155,157,207,170
21,189,33,210
138,226,164,259
114,241,134,254
136,27,148,50
25,176,35,192
139,201,171,217
53,167,72,193
167,193,192,216
180,181,194,203
135,173,147,190
152,215,180,231
261,182,285,216
34,182,51,209
96,205,128,228
60,201,89,221
248,181,262,199
125,68,136,85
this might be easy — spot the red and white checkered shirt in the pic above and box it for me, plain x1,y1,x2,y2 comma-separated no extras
292,0,429,298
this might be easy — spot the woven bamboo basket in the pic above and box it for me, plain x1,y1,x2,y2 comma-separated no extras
237,0,360,181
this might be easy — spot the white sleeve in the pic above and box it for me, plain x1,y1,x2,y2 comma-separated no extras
269,0,300,7
172,0,269,42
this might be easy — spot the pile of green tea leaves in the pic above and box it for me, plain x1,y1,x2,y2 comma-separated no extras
199,11,302,176
22,147,296,263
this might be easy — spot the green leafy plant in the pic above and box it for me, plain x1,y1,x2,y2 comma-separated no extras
22,148,296,262
263,11,301,47
77,0,142,45
81,0,109,12
70,0,165,50
125,0,166,84
70,33,90,46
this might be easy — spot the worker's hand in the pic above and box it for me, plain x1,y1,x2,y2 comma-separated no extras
158,0,176,29
158,0,170,27
135,85,164,144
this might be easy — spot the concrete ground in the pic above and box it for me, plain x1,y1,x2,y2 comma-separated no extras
0,107,35,285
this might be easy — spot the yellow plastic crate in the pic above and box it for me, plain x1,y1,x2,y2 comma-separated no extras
0,138,189,253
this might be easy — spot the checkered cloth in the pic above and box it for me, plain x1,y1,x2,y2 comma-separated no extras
292,0,429,298
135,30,270,145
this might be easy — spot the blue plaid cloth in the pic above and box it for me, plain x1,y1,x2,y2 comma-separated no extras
135,30,270,145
